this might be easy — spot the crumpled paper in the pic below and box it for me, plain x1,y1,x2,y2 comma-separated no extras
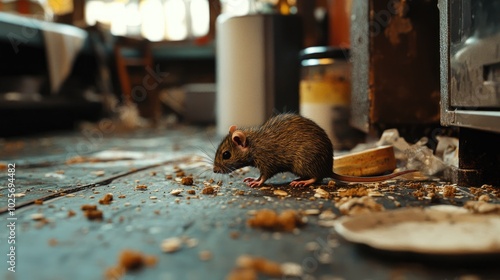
375,129,458,176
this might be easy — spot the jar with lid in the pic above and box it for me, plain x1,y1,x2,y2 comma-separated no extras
299,46,363,150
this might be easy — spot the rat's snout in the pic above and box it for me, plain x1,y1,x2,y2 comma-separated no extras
213,165,222,174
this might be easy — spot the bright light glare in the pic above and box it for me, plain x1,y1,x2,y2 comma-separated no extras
85,1,104,26
110,2,127,36
141,0,166,42
190,0,210,37
165,0,188,40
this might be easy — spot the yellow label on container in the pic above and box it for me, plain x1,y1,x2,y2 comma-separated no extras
300,81,351,106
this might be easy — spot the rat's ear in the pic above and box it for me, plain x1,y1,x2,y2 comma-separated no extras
231,130,248,151
229,125,237,134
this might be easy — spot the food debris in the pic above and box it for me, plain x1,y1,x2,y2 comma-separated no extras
81,204,103,221
48,238,58,246
34,199,44,205
198,250,212,261
464,201,500,214
92,170,105,177
314,188,329,199
170,189,183,196
227,255,302,279
181,176,194,185
67,210,76,218
338,186,369,197
99,193,114,205
31,213,45,221
135,185,148,191
247,209,304,232
336,196,385,216
161,237,182,253
202,186,215,195
104,249,158,280
187,189,196,195
442,185,456,198
273,190,288,197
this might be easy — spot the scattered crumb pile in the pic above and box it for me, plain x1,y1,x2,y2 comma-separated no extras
105,249,158,280
247,209,304,231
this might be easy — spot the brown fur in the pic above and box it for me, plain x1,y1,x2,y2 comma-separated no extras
213,114,333,183
213,113,416,186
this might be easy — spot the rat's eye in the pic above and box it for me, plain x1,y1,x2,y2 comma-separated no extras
222,151,231,159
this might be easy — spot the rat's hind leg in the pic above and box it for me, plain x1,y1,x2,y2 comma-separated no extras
243,176,266,188
290,178,317,187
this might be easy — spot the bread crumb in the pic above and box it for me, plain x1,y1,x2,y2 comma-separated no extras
48,238,58,246
67,210,76,218
81,204,97,211
336,196,385,216
161,237,182,253
104,249,158,280
81,204,103,220
338,186,368,197
247,209,304,232
202,186,215,195
273,190,288,197
99,193,114,205
135,185,148,190
227,255,283,279
181,176,194,185
442,185,456,198
199,250,212,261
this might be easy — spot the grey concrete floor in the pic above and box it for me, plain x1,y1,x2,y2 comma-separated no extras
1,125,500,280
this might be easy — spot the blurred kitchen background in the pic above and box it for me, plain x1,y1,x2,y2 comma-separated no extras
0,0,499,186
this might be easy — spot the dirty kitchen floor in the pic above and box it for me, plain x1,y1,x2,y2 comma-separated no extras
1,123,500,280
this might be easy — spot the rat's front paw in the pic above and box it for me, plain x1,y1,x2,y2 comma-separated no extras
243,177,264,188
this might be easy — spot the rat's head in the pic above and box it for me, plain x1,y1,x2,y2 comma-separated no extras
213,125,251,174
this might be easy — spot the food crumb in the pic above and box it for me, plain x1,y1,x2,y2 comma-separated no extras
247,209,304,232
187,189,196,195
161,237,182,253
170,189,182,196
99,193,114,205
202,186,215,195
338,186,368,197
135,185,148,191
67,210,76,218
104,249,158,280
273,190,288,197
48,238,58,246
181,176,194,185
442,185,456,198
34,199,44,205
81,204,103,221
199,250,212,261
81,204,97,211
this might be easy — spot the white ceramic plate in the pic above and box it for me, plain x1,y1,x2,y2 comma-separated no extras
334,206,500,255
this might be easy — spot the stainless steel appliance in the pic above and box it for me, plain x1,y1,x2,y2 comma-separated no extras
439,0,500,185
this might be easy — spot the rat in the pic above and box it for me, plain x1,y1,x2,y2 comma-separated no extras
213,113,416,187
